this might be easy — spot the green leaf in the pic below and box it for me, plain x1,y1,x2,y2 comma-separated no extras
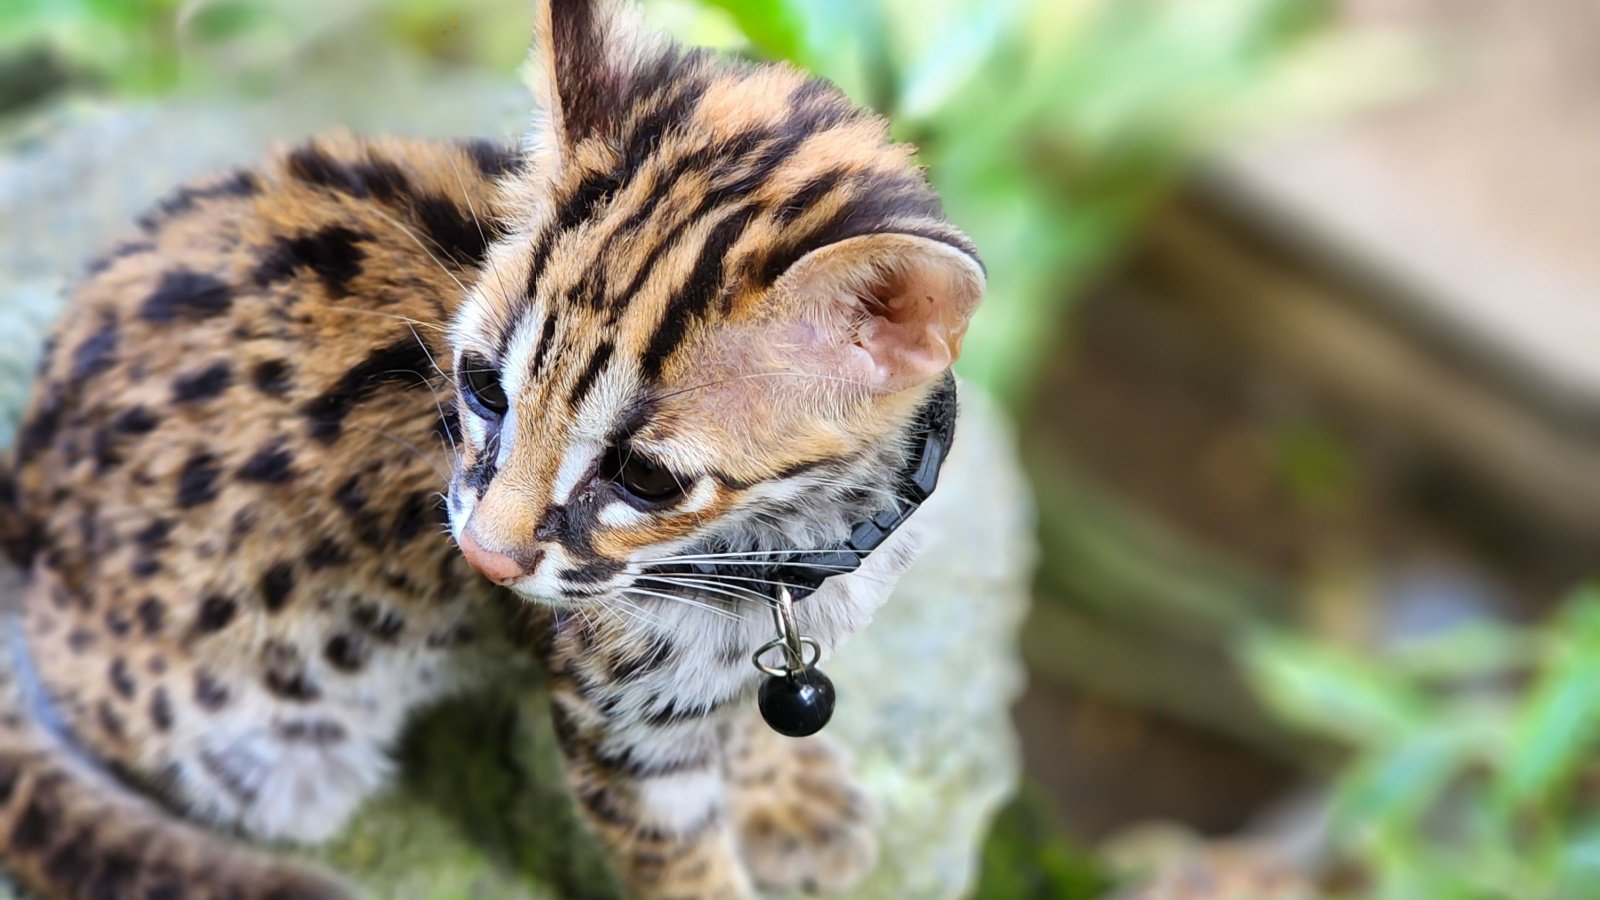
1387,621,1531,682
885,0,1027,119
1553,818,1600,897
1334,727,1473,834
1241,630,1430,744
696,0,809,63
1497,587,1600,810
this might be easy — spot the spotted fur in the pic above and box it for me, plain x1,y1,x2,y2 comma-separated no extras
0,1,984,897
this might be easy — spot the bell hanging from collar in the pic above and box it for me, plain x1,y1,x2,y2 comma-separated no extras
752,586,836,737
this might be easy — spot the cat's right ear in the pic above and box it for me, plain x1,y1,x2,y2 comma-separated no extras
527,0,662,153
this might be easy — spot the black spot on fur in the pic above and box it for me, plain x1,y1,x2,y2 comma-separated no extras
350,157,413,201
323,634,367,672
305,538,349,570
259,563,295,613
262,642,320,702
251,359,293,397
176,453,221,508
14,394,64,463
414,194,490,268
71,318,118,380
90,427,123,473
334,474,366,513
463,139,520,177
300,338,435,443
150,687,173,731
275,719,347,744
129,557,162,579
286,145,368,196
136,597,166,635
113,405,160,435
67,629,96,652
352,603,404,641
133,519,174,549
390,491,433,546
350,512,385,549
237,442,295,484
141,169,260,226
252,226,370,297
171,361,232,403
97,699,125,740
108,657,136,699
275,714,347,743
104,608,132,637
195,595,237,633
194,670,229,710
227,510,258,555
140,269,233,322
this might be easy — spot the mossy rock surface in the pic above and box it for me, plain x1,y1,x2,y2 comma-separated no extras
0,61,1034,899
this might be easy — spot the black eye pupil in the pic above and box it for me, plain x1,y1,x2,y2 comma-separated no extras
462,361,507,417
617,453,682,502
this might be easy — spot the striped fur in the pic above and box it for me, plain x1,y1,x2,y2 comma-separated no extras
450,0,984,602
0,0,983,897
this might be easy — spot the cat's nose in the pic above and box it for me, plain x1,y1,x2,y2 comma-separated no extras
458,526,526,586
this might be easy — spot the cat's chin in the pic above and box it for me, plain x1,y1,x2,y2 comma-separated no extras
505,585,595,609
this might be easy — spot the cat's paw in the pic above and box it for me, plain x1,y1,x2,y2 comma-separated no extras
728,735,879,894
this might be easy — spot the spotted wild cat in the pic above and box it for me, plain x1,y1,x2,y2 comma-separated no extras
0,0,985,897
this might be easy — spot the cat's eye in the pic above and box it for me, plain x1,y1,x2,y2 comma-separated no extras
460,357,508,419
608,448,685,505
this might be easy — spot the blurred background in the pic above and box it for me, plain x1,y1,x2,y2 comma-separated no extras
3,0,1599,897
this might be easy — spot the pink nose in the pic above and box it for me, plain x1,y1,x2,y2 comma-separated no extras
458,526,526,586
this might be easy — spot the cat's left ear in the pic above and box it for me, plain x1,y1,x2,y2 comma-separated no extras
527,0,663,151
773,233,985,394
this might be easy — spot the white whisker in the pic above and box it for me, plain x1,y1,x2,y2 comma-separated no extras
620,586,742,621
635,575,771,606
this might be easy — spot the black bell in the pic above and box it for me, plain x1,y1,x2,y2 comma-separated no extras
758,665,836,737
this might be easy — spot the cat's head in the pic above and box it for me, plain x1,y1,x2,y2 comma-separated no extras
445,0,983,609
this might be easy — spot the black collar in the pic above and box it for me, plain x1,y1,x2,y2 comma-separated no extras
658,371,958,602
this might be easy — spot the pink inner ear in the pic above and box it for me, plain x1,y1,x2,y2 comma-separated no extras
853,268,971,392
770,233,984,394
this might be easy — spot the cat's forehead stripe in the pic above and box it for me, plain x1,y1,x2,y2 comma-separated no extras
567,340,614,410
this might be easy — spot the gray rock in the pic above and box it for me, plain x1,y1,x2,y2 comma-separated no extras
0,69,1032,899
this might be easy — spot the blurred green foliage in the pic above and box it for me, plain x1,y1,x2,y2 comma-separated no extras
1245,585,1600,899
974,787,1111,900
0,0,1368,404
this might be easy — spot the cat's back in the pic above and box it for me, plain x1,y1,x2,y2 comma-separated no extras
0,134,513,766
7,132,513,573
